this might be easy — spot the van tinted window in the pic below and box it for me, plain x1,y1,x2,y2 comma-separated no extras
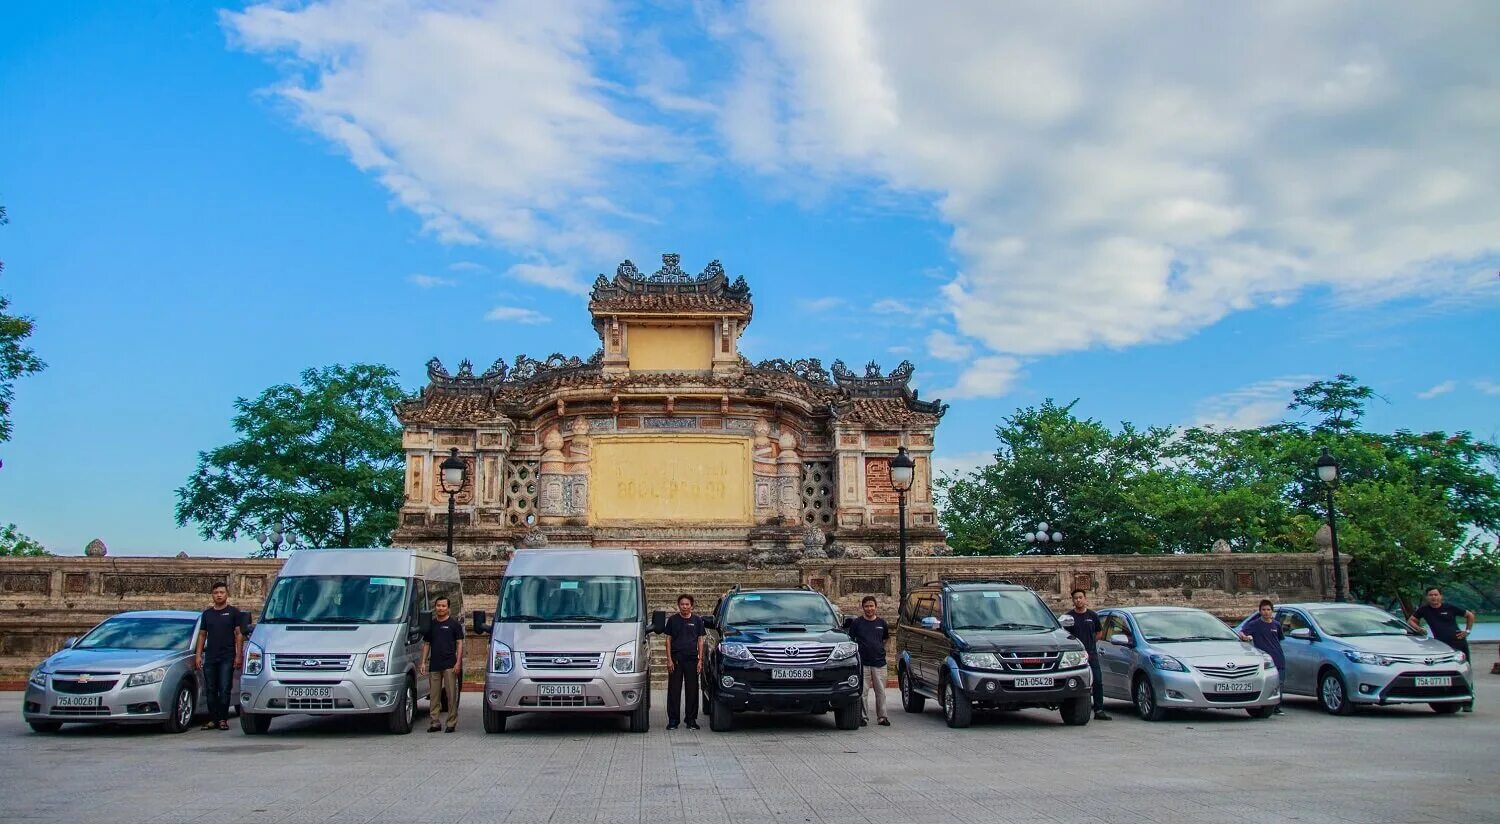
499,576,639,623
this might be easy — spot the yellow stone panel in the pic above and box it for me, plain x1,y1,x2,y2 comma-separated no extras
626,325,713,371
590,435,752,524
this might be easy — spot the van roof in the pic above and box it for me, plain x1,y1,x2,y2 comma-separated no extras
277,548,454,578
505,548,642,577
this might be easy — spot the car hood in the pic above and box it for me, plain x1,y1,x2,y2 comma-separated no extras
1333,634,1455,655
722,626,848,645
496,622,638,653
1152,640,1260,661
951,628,1080,652
45,648,183,673
250,623,400,654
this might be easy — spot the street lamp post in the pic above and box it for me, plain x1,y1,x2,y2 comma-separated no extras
1023,522,1064,555
439,448,468,558
254,525,303,559
1316,447,1345,602
889,446,916,602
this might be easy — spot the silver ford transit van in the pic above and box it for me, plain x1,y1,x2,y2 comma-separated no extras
474,548,651,733
238,548,463,735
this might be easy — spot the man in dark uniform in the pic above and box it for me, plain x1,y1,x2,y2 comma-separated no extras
663,594,705,730
421,596,465,732
193,582,242,730
1238,599,1286,715
1408,586,1476,712
1063,589,1109,720
845,595,890,726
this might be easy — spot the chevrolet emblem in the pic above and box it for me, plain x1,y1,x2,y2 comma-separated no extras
77,673,92,684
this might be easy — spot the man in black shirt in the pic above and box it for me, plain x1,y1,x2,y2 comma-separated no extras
845,595,890,726
1063,589,1109,720
422,596,465,732
1408,586,1475,712
663,594,705,730
194,582,243,730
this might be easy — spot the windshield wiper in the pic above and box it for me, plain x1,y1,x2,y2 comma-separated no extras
261,617,309,624
1157,635,1226,642
555,615,612,623
499,614,548,623
317,617,376,624
954,622,1049,630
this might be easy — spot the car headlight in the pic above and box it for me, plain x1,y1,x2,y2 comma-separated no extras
1261,654,1276,670
612,641,637,674
1058,650,1088,669
830,641,859,661
28,667,48,688
718,642,753,661
490,640,513,674
1150,654,1188,672
125,666,168,688
959,652,1001,669
1343,650,1393,666
243,642,263,676
363,644,390,675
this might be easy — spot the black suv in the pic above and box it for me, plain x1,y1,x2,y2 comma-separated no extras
895,579,1092,728
696,587,863,731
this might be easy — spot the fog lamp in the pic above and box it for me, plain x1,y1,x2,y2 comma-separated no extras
984,681,998,693
721,676,735,688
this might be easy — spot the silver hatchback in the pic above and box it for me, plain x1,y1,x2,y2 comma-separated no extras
23,610,238,734
1096,606,1281,721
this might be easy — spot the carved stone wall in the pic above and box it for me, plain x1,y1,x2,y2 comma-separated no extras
800,461,836,529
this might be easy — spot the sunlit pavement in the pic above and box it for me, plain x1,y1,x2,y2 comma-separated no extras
3,646,1496,824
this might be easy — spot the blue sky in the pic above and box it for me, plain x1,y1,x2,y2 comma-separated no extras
2,1,1497,557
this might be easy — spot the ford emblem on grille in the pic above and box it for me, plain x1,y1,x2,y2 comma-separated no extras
553,657,572,665
785,646,800,656
304,659,320,668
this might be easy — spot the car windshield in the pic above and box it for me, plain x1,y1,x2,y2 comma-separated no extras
722,593,836,628
498,576,640,623
1310,606,1411,637
75,617,196,651
1135,610,1238,643
262,575,409,624
947,590,1056,630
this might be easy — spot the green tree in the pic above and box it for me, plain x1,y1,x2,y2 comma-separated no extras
1,204,48,444
175,364,407,552
0,522,50,557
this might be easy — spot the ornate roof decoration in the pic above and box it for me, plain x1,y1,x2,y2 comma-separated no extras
830,359,947,419
588,253,752,318
750,358,833,386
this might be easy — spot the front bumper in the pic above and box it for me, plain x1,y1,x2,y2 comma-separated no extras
715,661,863,712
485,671,649,713
1148,668,1281,709
1341,662,1474,705
23,679,175,724
954,665,1092,706
239,673,408,715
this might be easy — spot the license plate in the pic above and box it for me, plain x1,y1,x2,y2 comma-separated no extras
538,684,584,696
55,695,101,707
1214,682,1258,693
1414,676,1452,688
286,686,333,700
1014,676,1054,688
771,668,814,680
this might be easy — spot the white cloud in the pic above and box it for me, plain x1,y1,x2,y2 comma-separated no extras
931,450,992,481
484,305,550,325
1193,375,1320,430
925,330,972,362
940,355,1023,400
407,273,456,288
448,261,489,274
226,0,693,290
505,262,586,294
720,3,1500,356
1476,380,1500,396
797,296,846,313
1418,380,1457,400
870,298,909,314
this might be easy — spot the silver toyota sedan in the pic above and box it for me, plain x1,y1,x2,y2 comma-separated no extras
1096,606,1281,721
23,610,239,734
1248,603,1473,715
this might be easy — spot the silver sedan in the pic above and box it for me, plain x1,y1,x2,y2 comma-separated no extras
23,610,239,733
1096,606,1281,721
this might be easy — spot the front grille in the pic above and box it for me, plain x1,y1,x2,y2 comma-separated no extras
521,652,602,670
1194,664,1261,680
999,651,1059,672
51,706,111,716
1203,692,1260,704
747,644,832,666
1383,671,1470,700
1384,653,1459,665
51,678,118,694
272,654,352,672
286,698,336,711
520,695,607,707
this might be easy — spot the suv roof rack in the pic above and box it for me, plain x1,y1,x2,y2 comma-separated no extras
922,577,1020,587
727,584,816,593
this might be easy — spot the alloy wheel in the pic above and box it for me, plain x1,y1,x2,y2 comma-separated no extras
404,682,416,727
1135,680,1153,718
1320,673,1344,713
943,682,955,722
176,687,193,728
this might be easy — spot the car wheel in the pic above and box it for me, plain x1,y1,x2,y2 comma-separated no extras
708,698,734,732
1430,702,1461,715
1246,705,1276,719
702,692,713,717
28,720,62,734
627,694,650,733
1134,676,1166,722
239,711,271,735
483,703,508,733
1317,669,1355,716
1060,696,1091,726
161,680,196,733
833,703,861,730
385,677,416,734
942,678,972,728
899,666,926,714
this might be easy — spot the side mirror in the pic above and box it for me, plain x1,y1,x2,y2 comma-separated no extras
472,610,489,636
239,612,255,635
61,636,78,649
1288,627,1313,640
417,610,433,637
649,610,667,635
701,614,718,630
1107,633,1131,647
920,616,942,630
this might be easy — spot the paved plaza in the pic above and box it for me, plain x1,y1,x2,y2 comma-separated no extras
2,649,1496,824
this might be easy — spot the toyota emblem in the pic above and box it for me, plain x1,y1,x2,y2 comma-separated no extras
1425,658,1435,666
1225,662,1237,670
786,646,801,657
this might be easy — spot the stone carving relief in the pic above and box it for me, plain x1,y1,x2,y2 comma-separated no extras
503,459,540,528
1266,568,1313,590
1110,570,1224,591
1,573,50,594
800,461,836,528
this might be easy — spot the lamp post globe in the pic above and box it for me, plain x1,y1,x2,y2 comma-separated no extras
439,448,467,557
1315,448,1345,602
889,446,916,602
